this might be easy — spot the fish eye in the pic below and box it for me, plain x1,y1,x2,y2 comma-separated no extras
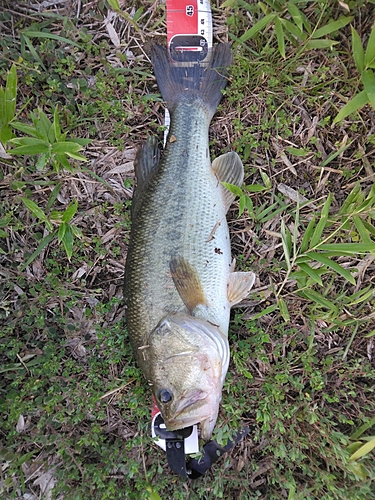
158,389,173,404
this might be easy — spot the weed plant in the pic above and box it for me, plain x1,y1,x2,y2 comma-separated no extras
1,1,375,499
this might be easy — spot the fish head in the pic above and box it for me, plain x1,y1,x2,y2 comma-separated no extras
147,314,230,441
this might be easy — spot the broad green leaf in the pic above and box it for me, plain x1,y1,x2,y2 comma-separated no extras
46,182,62,212
298,262,323,285
287,2,309,33
20,232,55,270
285,147,311,157
23,30,82,49
300,289,338,312
364,329,375,338
146,486,162,500
305,40,339,50
9,143,49,155
244,184,267,192
306,252,355,284
61,225,74,260
251,303,278,319
58,221,67,242
11,121,40,138
346,286,373,306
133,7,144,22
55,153,73,171
349,436,375,461
9,136,47,146
332,90,369,124
34,109,52,141
312,16,353,39
350,417,375,440
364,22,375,69
278,297,290,322
259,169,272,189
353,215,373,244
274,17,285,59
21,198,52,230
362,69,375,109
310,195,332,249
64,151,89,161
221,182,243,197
5,64,17,123
62,200,78,223
239,13,276,43
0,124,12,144
51,141,84,154
107,0,121,10
351,26,365,74
280,18,306,41
318,242,375,253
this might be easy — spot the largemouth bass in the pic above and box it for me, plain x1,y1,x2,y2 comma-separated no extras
124,44,255,440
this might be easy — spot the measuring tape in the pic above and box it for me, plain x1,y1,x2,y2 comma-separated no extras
163,0,213,144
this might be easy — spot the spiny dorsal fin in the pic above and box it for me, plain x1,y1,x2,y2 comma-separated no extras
170,256,207,313
227,271,256,306
211,152,244,212
132,136,160,214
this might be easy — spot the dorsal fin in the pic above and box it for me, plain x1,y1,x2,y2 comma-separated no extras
132,136,160,214
211,152,244,212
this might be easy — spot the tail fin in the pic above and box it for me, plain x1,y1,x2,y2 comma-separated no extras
151,44,232,118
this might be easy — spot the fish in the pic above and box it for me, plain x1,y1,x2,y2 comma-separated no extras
124,44,255,440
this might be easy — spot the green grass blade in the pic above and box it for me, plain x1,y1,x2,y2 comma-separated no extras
364,22,375,69
338,183,361,215
332,90,369,124
20,232,55,270
305,40,339,50
351,26,365,74
318,242,375,253
62,200,78,223
309,194,332,249
239,13,276,43
300,215,316,253
5,64,17,124
280,18,306,41
321,143,351,167
274,17,285,58
353,215,373,244
10,143,50,155
349,436,375,461
251,303,278,320
281,219,292,270
306,252,356,285
351,416,375,440
362,69,375,109
312,16,353,39
287,3,303,32
23,30,82,49
278,297,290,322
11,121,41,138
298,262,323,285
301,289,338,312
21,34,47,71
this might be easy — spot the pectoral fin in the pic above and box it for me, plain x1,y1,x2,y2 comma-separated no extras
211,152,244,212
170,256,207,313
227,271,256,306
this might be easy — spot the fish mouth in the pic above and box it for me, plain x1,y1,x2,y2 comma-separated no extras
162,391,217,435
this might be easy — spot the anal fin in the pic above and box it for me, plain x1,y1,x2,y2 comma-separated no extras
227,271,256,306
211,152,244,212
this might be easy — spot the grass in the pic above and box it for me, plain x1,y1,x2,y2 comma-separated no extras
1,0,375,498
